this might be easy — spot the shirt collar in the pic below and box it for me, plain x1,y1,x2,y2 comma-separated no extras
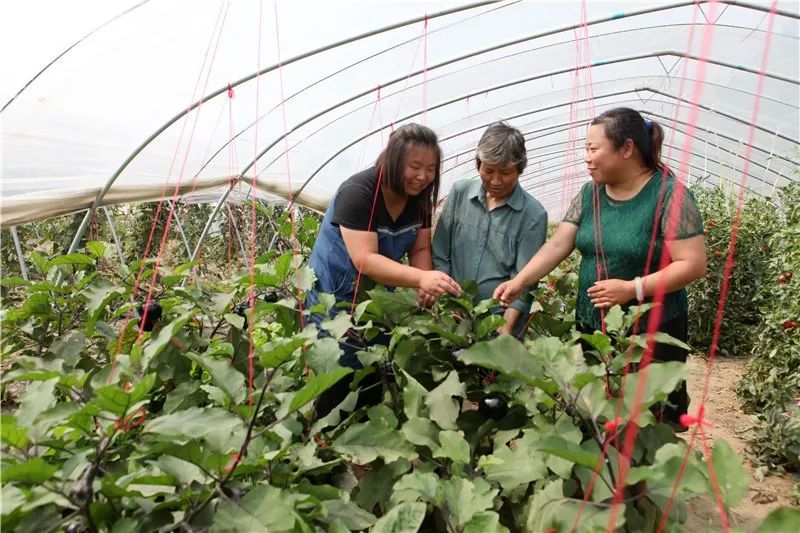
468,179,524,211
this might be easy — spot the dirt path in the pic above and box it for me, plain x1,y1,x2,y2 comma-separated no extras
683,355,797,532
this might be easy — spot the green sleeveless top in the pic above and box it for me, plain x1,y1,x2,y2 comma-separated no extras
563,171,704,331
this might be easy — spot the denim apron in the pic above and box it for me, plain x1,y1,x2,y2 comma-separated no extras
307,192,419,368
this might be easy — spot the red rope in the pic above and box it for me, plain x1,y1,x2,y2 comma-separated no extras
422,15,428,126
245,0,264,405
110,2,228,381
657,2,779,528
274,2,305,333
607,3,725,529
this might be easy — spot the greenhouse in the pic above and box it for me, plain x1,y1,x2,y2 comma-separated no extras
1,0,798,531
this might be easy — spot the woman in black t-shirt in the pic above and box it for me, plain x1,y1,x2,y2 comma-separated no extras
308,123,461,418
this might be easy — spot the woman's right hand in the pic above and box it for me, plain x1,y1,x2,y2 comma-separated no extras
493,278,524,307
419,270,461,297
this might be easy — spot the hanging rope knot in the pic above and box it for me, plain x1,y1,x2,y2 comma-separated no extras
313,433,330,448
679,405,711,430
114,407,147,432
227,83,235,99
603,417,623,435
224,452,241,473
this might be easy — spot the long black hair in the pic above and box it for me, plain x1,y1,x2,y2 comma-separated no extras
591,107,664,172
375,123,441,217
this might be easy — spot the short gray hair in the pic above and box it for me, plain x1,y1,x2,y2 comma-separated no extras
475,121,527,174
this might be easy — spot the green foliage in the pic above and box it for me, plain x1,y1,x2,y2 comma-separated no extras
0,224,749,532
688,181,781,356
736,182,800,471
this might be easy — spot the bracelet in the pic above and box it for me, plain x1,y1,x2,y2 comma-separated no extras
634,276,644,302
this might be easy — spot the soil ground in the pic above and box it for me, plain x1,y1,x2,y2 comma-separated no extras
683,354,798,532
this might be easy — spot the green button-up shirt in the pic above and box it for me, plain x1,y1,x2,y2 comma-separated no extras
432,178,548,316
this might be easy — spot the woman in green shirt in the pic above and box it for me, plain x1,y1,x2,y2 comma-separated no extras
494,107,707,426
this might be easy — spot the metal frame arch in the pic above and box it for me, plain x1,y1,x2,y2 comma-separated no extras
66,0,498,254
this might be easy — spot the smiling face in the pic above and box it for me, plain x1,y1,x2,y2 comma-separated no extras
584,123,631,185
402,145,438,196
479,161,519,202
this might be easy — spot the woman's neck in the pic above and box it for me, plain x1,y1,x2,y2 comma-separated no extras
605,167,655,201
382,186,407,220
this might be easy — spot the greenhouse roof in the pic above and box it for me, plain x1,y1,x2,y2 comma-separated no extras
2,0,798,228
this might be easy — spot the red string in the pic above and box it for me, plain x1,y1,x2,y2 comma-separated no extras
657,2,779,528
110,2,228,381
114,407,147,432
422,15,428,126
663,1,700,164
273,2,305,334
607,3,724,529
245,0,264,405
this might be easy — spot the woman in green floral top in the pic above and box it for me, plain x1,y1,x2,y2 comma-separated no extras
494,107,707,426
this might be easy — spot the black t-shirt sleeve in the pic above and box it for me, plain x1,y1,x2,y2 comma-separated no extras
332,173,380,231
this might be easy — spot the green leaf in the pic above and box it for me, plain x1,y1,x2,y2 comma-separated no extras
332,420,417,465
526,478,625,532
400,369,429,419
155,455,209,486
295,264,316,292
0,415,29,449
710,440,748,508
479,442,547,492
464,511,508,533
144,407,246,453
458,336,545,385
391,470,442,506
141,312,194,370
536,436,601,469
355,459,411,512
49,253,94,266
287,367,352,413
305,337,344,374
0,458,58,483
1,483,26,516
629,331,692,352
186,352,246,404
212,484,300,532
424,371,465,430
322,500,377,530
321,311,352,340
401,417,440,451
16,379,58,441
580,332,613,355
86,241,107,258
756,507,800,533
258,336,306,368
621,362,688,422
433,430,470,464
49,330,86,368
92,384,132,416
368,405,398,429
475,314,505,339
223,313,245,330
604,305,625,333
370,502,426,533
440,477,498,528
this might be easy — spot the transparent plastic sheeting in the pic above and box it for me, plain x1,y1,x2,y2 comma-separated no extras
1,0,798,227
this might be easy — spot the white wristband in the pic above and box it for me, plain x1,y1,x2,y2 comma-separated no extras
634,276,644,302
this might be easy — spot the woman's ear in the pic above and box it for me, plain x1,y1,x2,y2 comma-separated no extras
622,138,636,159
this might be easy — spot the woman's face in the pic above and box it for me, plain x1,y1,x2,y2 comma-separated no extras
402,145,438,196
584,124,628,184
479,161,519,202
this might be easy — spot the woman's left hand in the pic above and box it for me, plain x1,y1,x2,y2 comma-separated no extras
416,288,437,308
587,279,636,308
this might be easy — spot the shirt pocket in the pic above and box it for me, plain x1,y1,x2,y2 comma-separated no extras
485,230,516,273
